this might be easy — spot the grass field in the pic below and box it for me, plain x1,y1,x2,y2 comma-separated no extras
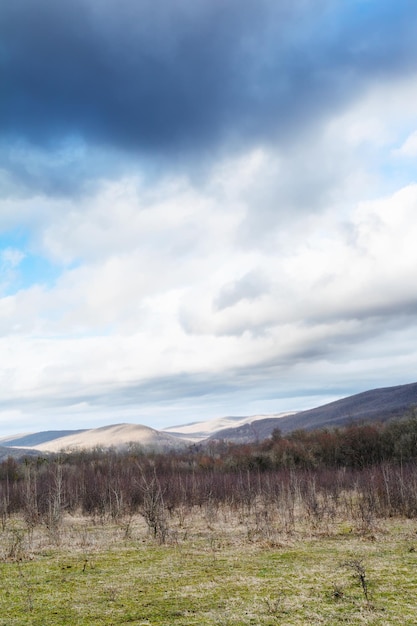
2,507,417,625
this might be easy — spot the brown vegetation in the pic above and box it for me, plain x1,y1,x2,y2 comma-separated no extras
1,411,417,541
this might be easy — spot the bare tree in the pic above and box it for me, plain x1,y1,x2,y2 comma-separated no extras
136,467,168,543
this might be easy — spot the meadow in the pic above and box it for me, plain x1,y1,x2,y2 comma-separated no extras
2,492,417,624
3,418,417,624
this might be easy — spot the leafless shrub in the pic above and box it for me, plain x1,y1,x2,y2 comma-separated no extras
301,475,324,527
2,525,26,561
344,558,372,604
43,461,65,543
137,468,169,543
22,462,39,544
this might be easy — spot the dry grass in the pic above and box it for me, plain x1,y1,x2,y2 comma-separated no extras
1,505,417,624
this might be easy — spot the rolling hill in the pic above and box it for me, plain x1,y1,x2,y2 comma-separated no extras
208,382,417,442
1,423,190,454
163,412,295,440
39,423,190,452
0,430,87,448
2,382,417,455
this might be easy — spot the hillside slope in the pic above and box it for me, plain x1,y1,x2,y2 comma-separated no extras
163,412,295,440
0,445,40,461
0,430,87,448
209,382,417,442
32,423,190,452
3,382,417,453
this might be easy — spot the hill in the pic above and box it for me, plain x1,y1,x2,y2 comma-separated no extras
2,382,417,454
25,423,189,453
0,445,41,461
163,412,295,440
209,382,417,442
0,430,87,448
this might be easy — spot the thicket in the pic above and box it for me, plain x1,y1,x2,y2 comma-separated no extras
2,411,417,537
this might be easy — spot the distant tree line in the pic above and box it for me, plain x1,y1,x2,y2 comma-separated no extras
1,410,417,533
224,408,417,471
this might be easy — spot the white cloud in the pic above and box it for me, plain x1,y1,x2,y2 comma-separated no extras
395,130,417,157
2,71,417,431
0,248,26,296
1,248,25,268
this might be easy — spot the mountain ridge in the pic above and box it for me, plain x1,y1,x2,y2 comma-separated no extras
2,382,417,455
208,382,417,442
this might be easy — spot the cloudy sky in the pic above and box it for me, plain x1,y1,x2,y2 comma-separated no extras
1,0,417,435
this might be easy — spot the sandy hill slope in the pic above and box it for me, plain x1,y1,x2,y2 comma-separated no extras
209,382,417,442
3,382,416,453
163,412,295,440
28,423,190,453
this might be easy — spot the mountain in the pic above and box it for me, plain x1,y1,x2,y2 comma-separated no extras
0,445,41,461
163,412,295,440
0,430,87,448
208,382,417,442
2,382,417,454
2,423,190,454
38,423,191,452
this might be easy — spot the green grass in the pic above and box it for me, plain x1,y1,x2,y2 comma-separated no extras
1,515,417,625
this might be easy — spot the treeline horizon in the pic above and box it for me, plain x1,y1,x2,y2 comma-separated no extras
2,411,417,535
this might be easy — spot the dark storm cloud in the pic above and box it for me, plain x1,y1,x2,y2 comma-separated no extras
2,0,417,158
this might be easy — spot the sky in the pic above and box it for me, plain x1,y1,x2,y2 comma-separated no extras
1,0,417,435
